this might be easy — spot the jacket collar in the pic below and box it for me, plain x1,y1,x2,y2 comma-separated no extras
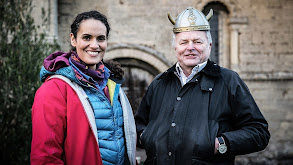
201,60,221,77
158,59,221,80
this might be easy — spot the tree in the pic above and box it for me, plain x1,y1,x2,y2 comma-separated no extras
0,0,60,164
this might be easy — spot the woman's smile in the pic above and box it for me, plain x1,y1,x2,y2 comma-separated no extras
86,50,100,56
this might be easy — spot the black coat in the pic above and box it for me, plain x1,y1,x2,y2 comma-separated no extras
135,60,270,165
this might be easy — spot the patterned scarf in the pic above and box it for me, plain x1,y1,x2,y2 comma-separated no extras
70,51,105,85
69,52,110,101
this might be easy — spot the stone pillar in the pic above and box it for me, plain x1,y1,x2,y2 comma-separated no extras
230,28,239,67
218,12,230,69
49,0,58,39
229,17,248,72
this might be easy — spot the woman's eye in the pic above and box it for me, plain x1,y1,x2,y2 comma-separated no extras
97,36,106,41
83,36,91,40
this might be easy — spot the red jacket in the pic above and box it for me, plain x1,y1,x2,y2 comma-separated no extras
31,78,103,165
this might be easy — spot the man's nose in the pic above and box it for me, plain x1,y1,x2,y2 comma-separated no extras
187,42,195,50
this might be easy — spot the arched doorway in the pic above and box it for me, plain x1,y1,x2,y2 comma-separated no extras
104,44,172,114
203,2,230,67
114,58,159,114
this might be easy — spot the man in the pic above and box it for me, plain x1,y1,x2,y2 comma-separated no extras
135,7,270,165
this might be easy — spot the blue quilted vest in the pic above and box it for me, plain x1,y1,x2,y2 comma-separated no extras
84,79,125,165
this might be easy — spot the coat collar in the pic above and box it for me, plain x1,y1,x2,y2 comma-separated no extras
201,60,221,77
158,60,221,80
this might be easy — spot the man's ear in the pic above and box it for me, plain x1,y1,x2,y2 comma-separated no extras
174,41,177,51
70,33,76,47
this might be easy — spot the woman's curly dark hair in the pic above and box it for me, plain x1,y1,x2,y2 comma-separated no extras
104,60,124,80
71,10,110,38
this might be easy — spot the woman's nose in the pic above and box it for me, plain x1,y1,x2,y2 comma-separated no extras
90,40,100,49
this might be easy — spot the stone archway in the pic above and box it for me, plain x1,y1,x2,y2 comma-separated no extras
105,43,172,72
104,43,172,113
113,58,159,114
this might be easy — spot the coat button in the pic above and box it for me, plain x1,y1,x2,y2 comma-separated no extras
169,152,172,156
176,97,181,101
171,123,176,127
209,88,213,92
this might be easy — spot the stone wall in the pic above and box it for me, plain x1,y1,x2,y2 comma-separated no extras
31,0,293,163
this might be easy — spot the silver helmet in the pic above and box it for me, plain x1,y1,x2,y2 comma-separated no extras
168,7,213,33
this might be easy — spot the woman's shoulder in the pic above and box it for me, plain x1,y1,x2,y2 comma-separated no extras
36,76,77,99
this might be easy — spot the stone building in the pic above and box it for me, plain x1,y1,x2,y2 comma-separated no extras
32,0,293,164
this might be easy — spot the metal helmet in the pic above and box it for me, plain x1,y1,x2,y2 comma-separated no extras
168,7,213,33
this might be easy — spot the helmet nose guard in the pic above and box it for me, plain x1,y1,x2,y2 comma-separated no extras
168,7,213,33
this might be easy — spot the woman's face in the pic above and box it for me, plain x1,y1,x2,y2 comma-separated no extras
70,19,107,70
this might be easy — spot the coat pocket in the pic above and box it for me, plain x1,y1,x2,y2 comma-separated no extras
208,120,219,155
140,120,155,149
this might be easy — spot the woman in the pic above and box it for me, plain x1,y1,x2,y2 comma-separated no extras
31,10,136,165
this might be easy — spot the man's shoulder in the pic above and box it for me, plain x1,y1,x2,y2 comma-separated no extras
154,64,177,80
148,67,176,89
150,72,166,88
217,67,248,90
153,72,166,80
219,67,241,80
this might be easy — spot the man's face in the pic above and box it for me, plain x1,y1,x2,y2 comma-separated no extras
174,31,211,71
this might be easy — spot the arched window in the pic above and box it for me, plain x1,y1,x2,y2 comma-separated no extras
203,2,229,66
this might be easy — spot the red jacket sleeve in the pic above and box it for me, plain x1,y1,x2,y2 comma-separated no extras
31,80,67,165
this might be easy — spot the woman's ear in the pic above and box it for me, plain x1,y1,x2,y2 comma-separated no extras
70,33,76,47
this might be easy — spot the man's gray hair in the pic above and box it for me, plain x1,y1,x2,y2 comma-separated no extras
172,31,213,47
